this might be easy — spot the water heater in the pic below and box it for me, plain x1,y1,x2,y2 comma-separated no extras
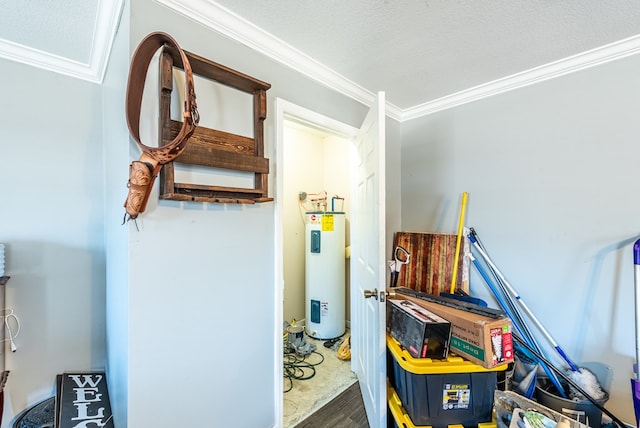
305,211,346,339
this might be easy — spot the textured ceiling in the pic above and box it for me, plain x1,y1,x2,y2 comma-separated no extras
0,0,98,64
1,0,639,116
0,0,122,82
212,0,640,110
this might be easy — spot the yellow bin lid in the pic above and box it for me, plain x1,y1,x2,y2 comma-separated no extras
387,334,508,374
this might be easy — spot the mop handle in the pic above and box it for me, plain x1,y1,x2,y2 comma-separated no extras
450,192,468,294
468,232,581,372
470,253,568,397
633,239,640,376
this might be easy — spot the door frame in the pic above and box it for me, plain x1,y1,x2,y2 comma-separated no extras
274,98,360,427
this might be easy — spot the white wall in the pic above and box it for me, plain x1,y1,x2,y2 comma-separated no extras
115,1,371,427
282,123,351,325
0,55,106,423
102,2,130,426
0,1,423,426
400,52,640,424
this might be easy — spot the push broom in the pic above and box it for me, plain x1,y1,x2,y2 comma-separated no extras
449,191,468,294
467,228,606,400
468,232,566,398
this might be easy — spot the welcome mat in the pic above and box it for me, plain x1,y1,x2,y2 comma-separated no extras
56,372,113,428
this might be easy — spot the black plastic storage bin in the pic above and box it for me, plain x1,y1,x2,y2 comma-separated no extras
388,381,499,428
387,335,508,428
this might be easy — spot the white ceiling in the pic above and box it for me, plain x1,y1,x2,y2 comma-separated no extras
211,0,640,108
2,0,640,120
0,0,123,82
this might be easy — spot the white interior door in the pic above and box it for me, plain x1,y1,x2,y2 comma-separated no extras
351,92,386,428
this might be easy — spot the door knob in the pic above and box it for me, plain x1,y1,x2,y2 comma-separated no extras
363,288,395,302
363,288,378,300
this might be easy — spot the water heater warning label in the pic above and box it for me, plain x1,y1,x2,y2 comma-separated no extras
321,302,329,317
442,384,470,410
322,214,334,231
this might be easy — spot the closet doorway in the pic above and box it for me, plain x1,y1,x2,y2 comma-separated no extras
275,99,359,427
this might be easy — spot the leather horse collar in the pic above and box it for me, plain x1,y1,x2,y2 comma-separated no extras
123,31,199,223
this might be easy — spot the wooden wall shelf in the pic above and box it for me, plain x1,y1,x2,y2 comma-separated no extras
158,49,273,205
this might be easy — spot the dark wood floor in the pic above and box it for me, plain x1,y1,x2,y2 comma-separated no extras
295,381,370,428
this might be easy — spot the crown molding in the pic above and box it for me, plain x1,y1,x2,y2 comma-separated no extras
92,0,126,83
0,0,124,84
403,34,640,120
153,0,406,119
160,1,640,122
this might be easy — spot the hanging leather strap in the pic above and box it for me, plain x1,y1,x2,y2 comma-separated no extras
123,31,199,222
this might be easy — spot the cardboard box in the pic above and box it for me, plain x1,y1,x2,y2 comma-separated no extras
387,298,451,359
393,289,513,369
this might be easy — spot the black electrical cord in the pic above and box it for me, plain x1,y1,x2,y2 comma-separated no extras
283,344,325,393
513,335,627,428
323,334,345,349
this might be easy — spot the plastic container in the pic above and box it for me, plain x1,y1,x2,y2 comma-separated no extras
388,380,498,428
535,362,611,428
536,381,608,428
387,334,508,428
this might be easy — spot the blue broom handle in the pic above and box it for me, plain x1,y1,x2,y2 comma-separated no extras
468,232,581,372
470,253,567,398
